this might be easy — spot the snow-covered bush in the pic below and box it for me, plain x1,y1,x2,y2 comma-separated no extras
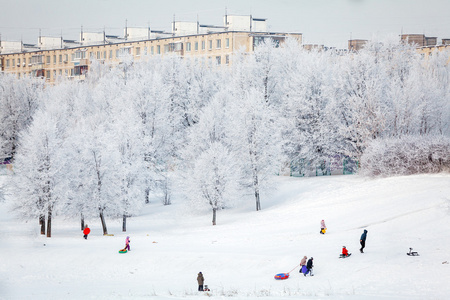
360,135,450,177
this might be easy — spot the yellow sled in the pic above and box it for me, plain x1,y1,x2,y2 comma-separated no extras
321,228,327,234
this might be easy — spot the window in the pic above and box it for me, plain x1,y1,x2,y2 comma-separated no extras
17,58,21,66
116,49,120,57
46,56,50,64
64,54,68,62
209,40,213,50
74,51,85,60
6,59,9,68
90,52,95,59
97,51,100,59
157,45,161,54
151,46,154,55
144,47,148,55
136,47,141,56
109,50,113,59
195,42,198,51
59,55,62,63
46,70,50,79
202,41,205,50
12,59,15,67
226,38,230,48
53,55,56,64
59,70,62,76
216,39,221,49
186,42,191,52
103,51,107,59
216,56,221,65
53,70,56,78
225,55,230,65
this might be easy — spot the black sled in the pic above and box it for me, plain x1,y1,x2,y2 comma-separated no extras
339,253,352,258
407,248,419,256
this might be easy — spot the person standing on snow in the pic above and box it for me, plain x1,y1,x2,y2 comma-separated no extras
122,236,131,252
360,229,368,253
83,224,90,239
305,257,314,276
299,256,307,273
320,220,326,234
197,272,205,291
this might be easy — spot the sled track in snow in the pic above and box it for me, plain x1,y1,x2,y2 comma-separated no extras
355,203,441,230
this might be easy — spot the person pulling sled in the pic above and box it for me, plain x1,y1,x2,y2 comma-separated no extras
320,220,327,234
197,272,204,291
299,256,307,273
120,236,131,252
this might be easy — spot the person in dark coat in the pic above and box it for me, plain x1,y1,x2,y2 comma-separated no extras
197,272,204,291
360,229,368,253
305,257,314,276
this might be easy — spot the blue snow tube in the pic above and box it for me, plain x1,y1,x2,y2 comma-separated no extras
274,273,289,280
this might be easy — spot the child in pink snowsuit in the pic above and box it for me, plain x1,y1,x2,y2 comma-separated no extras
124,236,130,251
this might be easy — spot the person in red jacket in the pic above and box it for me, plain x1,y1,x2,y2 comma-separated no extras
83,225,90,239
340,246,351,258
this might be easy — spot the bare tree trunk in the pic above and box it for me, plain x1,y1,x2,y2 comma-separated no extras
145,187,150,204
46,206,52,238
39,215,45,235
99,209,108,235
254,173,261,211
81,214,85,231
212,208,216,226
122,214,127,232
255,189,261,211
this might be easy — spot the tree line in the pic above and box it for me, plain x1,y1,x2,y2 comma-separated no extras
1,37,449,236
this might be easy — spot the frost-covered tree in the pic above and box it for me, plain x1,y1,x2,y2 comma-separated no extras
0,74,43,159
181,92,240,224
232,88,285,211
184,142,239,225
109,91,147,232
10,109,64,237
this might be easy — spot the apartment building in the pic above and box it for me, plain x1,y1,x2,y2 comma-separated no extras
348,39,368,51
0,15,302,83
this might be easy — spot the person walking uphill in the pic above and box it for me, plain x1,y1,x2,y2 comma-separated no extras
197,272,204,291
121,236,131,252
320,220,327,234
299,256,307,274
83,224,90,239
360,229,368,253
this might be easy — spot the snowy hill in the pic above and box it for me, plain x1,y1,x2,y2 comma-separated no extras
1,174,449,299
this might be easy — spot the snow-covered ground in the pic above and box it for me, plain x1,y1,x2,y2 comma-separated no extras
1,174,449,300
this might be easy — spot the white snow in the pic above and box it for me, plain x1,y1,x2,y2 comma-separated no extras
1,173,450,299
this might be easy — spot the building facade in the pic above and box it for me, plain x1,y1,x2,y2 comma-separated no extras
0,15,302,83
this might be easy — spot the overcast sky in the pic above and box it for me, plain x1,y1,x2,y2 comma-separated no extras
1,0,449,49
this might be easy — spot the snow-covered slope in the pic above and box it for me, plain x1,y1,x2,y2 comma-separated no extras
1,174,449,299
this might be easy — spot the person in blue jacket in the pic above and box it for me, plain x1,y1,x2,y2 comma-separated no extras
360,229,368,253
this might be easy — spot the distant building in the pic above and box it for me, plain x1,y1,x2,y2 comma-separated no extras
401,34,437,47
0,15,302,83
348,39,368,51
303,44,324,51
